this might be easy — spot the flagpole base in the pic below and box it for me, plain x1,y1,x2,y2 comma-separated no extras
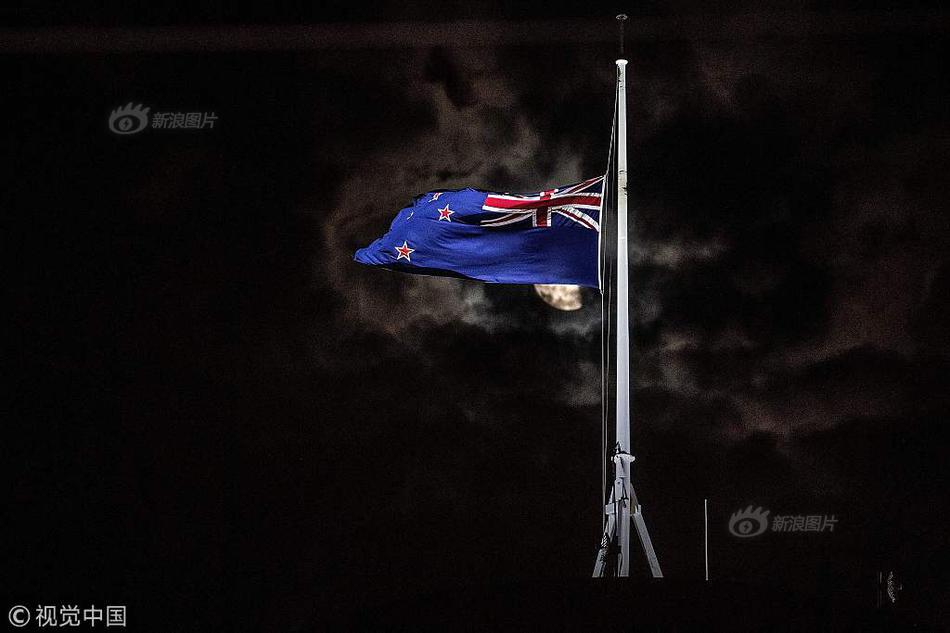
593,449,663,578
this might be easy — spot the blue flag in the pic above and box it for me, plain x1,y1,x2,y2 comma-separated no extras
354,176,603,288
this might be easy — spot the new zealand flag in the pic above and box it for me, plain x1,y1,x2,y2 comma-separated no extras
353,176,603,288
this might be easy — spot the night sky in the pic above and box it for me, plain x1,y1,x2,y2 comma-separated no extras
4,2,950,630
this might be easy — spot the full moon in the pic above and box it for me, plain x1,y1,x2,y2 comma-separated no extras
534,284,583,311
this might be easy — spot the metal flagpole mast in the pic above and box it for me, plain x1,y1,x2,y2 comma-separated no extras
614,52,634,577
594,15,663,579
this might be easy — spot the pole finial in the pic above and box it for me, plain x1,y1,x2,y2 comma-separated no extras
616,14,628,57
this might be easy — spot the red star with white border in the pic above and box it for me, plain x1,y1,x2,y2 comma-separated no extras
394,240,415,262
437,204,454,221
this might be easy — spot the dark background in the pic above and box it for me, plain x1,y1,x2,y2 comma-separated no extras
3,1,949,630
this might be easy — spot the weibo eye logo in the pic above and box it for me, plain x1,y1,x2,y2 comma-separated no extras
109,103,150,135
728,505,770,538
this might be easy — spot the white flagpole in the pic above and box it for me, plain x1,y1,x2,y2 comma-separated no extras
593,39,664,579
615,56,633,577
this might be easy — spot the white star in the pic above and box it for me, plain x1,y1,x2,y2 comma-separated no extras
394,240,415,262
437,204,454,221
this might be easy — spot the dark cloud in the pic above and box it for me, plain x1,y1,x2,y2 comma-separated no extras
424,47,479,108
